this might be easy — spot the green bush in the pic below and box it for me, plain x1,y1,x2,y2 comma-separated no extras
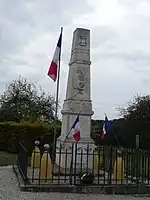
0,121,61,153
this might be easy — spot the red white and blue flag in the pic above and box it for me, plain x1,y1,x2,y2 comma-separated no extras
72,115,81,142
47,31,62,81
101,114,111,140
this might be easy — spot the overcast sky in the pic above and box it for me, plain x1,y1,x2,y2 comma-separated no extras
0,0,150,120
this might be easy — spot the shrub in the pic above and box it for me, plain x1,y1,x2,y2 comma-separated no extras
0,121,61,153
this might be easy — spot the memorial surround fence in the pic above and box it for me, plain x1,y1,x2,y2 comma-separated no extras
14,140,150,189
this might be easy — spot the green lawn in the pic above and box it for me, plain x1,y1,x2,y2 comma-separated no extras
0,151,17,166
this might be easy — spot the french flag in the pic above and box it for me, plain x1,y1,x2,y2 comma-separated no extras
47,30,62,82
72,115,81,142
101,114,111,141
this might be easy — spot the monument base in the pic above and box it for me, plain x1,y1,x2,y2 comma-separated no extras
55,136,96,171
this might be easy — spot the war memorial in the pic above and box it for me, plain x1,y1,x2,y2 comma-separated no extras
13,28,150,195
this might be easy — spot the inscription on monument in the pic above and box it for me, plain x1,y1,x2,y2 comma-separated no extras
68,100,92,112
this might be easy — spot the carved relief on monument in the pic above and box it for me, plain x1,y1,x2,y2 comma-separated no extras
78,35,87,47
73,67,88,94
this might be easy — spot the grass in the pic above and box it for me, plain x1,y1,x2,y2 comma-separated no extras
0,151,17,166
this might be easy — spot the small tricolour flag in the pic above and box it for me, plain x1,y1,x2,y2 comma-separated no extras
47,30,62,81
101,114,111,141
72,115,81,142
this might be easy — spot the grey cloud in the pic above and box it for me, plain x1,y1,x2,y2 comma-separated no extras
90,19,150,79
1,0,150,119
0,0,93,58
94,52,150,63
141,78,150,85
0,0,93,87
119,0,149,10
91,26,120,49
20,0,93,32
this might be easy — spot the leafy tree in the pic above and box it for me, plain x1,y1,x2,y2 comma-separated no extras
118,95,150,120
0,76,56,123
117,95,150,149
0,107,21,122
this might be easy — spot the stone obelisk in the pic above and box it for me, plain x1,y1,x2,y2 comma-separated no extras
56,28,95,169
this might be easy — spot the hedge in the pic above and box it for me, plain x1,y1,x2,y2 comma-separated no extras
0,121,61,153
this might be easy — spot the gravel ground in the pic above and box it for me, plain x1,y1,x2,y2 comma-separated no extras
0,166,149,200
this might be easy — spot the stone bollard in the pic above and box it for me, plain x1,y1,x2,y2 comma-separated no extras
113,150,124,183
40,144,52,183
31,140,41,168
94,148,103,171
94,150,99,170
94,150,98,170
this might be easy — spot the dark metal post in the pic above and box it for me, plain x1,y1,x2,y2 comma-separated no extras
52,27,63,163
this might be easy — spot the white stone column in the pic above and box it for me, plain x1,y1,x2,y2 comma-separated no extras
55,28,96,170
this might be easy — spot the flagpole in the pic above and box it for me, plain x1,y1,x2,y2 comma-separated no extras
104,113,121,148
52,27,63,162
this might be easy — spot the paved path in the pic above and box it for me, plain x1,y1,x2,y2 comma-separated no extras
0,166,149,200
